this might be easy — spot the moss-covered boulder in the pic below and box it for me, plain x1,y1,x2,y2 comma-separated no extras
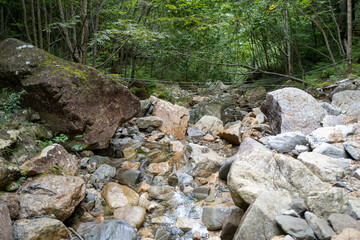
0,38,140,149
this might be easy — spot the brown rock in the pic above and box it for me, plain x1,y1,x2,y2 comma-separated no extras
331,228,360,240
0,192,19,219
13,218,69,240
114,206,146,228
0,201,14,240
121,161,140,170
172,150,185,169
0,157,20,190
0,38,140,149
18,175,85,221
146,162,171,176
20,144,78,176
151,96,190,139
101,182,139,209
122,147,137,161
219,123,241,145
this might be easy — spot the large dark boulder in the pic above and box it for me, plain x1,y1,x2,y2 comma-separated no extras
0,38,140,149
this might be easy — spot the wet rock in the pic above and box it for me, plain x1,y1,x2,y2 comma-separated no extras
266,132,307,153
228,138,327,208
291,199,308,216
77,220,137,240
20,144,77,176
101,182,139,209
220,206,244,240
343,142,360,161
322,115,346,127
307,125,356,149
331,228,360,240
275,215,315,240
331,90,360,111
0,157,20,190
151,96,190,139
136,116,163,129
13,218,69,240
154,228,171,240
306,188,349,219
297,152,345,182
91,164,116,181
0,193,19,219
187,127,207,137
202,206,231,230
114,206,146,228
184,143,225,178
148,186,174,201
219,156,235,181
313,143,347,159
328,214,360,234
0,38,140,149
147,162,171,176
261,87,326,135
176,217,201,232
304,211,335,240
233,191,291,240
219,123,241,145
116,169,141,186
194,115,224,136
320,102,342,116
0,201,14,240
193,187,211,200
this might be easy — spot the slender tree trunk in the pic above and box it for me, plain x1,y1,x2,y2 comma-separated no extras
69,0,77,54
131,46,136,78
284,3,293,75
347,0,352,73
31,0,38,47
92,1,100,67
37,0,43,48
21,0,32,43
57,0,79,62
80,0,89,64
43,0,50,51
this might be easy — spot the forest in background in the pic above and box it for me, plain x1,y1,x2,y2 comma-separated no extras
0,0,359,88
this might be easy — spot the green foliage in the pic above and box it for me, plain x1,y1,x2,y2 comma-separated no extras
0,89,26,119
36,134,69,149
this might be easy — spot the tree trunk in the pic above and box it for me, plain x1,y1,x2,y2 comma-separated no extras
92,0,100,67
31,0,38,46
43,0,50,51
347,0,352,73
21,0,32,43
80,0,89,65
0,5,3,36
131,46,136,79
69,0,77,54
37,0,43,49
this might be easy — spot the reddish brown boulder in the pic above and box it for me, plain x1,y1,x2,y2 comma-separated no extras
0,38,140,149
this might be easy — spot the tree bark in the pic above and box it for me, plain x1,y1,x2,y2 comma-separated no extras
43,0,50,51
37,0,43,49
21,0,32,43
92,0,100,67
347,0,352,73
31,0,38,46
80,0,89,64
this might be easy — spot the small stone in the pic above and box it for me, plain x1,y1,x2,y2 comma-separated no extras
331,228,360,240
80,150,94,157
114,206,146,228
116,169,141,186
170,141,185,152
147,162,171,176
220,206,244,240
91,164,116,181
313,143,347,158
154,228,170,240
275,215,315,240
168,173,178,187
321,115,346,127
204,134,216,141
343,142,360,161
291,199,308,216
77,220,136,240
328,213,360,233
284,210,300,218
304,211,335,240
136,116,163,129
122,147,137,160
176,217,201,232
101,182,139,209
202,206,231,230
148,186,174,201
193,187,211,200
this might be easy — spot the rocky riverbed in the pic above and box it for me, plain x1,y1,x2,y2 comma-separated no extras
2,39,360,240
